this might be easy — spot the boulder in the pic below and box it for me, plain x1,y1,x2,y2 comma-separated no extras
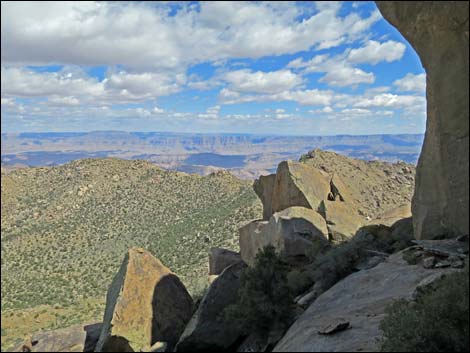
319,200,363,241
175,262,247,352
239,207,329,266
376,2,469,239
274,244,461,352
368,203,412,227
271,161,331,215
95,248,193,352
12,323,102,352
253,173,276,220
208,248,242,275
239,219,270,266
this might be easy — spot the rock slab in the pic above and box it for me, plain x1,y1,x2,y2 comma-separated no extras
95,248,193,352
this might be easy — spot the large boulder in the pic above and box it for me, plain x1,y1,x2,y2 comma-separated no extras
95,248,194,352
239,207,329,266
367,203,412,227
271,161,331,215
209,248,242,275
274,241,463,352
319,200,363,241
12,323,102,352
376,2,469,239
175,262,247,351
253,173,276,220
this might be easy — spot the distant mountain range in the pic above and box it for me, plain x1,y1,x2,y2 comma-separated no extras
1,131,424,179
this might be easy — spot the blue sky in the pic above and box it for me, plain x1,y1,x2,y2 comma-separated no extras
1,1,426,135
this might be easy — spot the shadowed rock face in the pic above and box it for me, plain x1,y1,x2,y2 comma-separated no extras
95,248,194,352
376,1,469,239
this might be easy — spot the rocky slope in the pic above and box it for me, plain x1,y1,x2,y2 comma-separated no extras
0,158,261,351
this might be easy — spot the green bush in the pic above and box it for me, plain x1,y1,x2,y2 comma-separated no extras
226,246,294,335
380,265,469,352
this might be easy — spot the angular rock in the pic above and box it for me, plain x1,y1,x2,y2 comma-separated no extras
175,262,247,352
239,219,270,266
329,174,353,203
271,161,331,214
319,200,363,240
376,2,469,239
95,248,193,352
253,173,276,220
12,323,102,352
368,203,412,227
273,247,460,352
208,247,242,275
239,207,329,266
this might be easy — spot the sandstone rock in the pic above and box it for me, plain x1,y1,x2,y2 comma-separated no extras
95,248,193,352
368,203,412,227
175,262,247,352
253,173,276,220
271,161,331,214
12,323,102,352
274,246,460,352
319,200,363,240
376,1,469,239
423,256,436,269
239,207,329,266
208,248,242,275
239,219,270,266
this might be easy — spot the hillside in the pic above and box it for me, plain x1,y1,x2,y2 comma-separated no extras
0,158,262,350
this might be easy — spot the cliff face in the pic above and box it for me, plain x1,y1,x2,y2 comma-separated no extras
376,1,469,239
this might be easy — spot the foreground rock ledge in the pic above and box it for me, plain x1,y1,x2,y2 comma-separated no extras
95,248,194,352
273,243,462,352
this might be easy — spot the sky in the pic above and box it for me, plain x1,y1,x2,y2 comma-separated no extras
0,1,427,135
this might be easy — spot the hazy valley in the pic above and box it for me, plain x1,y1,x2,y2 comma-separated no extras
1,132,424,179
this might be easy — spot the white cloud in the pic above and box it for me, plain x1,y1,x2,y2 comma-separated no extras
319,65,375,87
347,40,406,65
0,66,184,105
221,69,303,94
353,93,426,108
1,1,381,69
287,54,375,87
393,73,426,92
1,97,15,106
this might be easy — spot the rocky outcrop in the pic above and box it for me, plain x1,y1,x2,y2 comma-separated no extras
367,203,412,227
208,248,242,275
376,2,469,239
95,248,193,352
12,323,102,352
175,262,247,351
253,173,276,220
271,161,331,215
319,200,364,241
274,241,464,352
239,207,329,266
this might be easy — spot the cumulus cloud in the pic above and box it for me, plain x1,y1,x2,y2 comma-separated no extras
353,93,426,109
1,1,381,69
221,69,303,94
393,73,426,92
288,54,375,87
0,66,184,105
347,40,406,65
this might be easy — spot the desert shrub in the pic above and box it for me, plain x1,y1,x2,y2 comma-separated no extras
310,224,415,291
310,239,363,290
287,269,314,297
226,246,294,335
380,265,469,352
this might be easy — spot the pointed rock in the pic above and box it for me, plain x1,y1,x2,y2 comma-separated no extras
253,173,276,220
95,248,193,352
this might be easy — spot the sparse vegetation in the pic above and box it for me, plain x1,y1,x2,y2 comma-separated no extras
0,158,262,350
226,246,294,336
380,265,469,352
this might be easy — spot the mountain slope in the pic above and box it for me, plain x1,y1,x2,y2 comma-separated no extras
1,158,261,349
